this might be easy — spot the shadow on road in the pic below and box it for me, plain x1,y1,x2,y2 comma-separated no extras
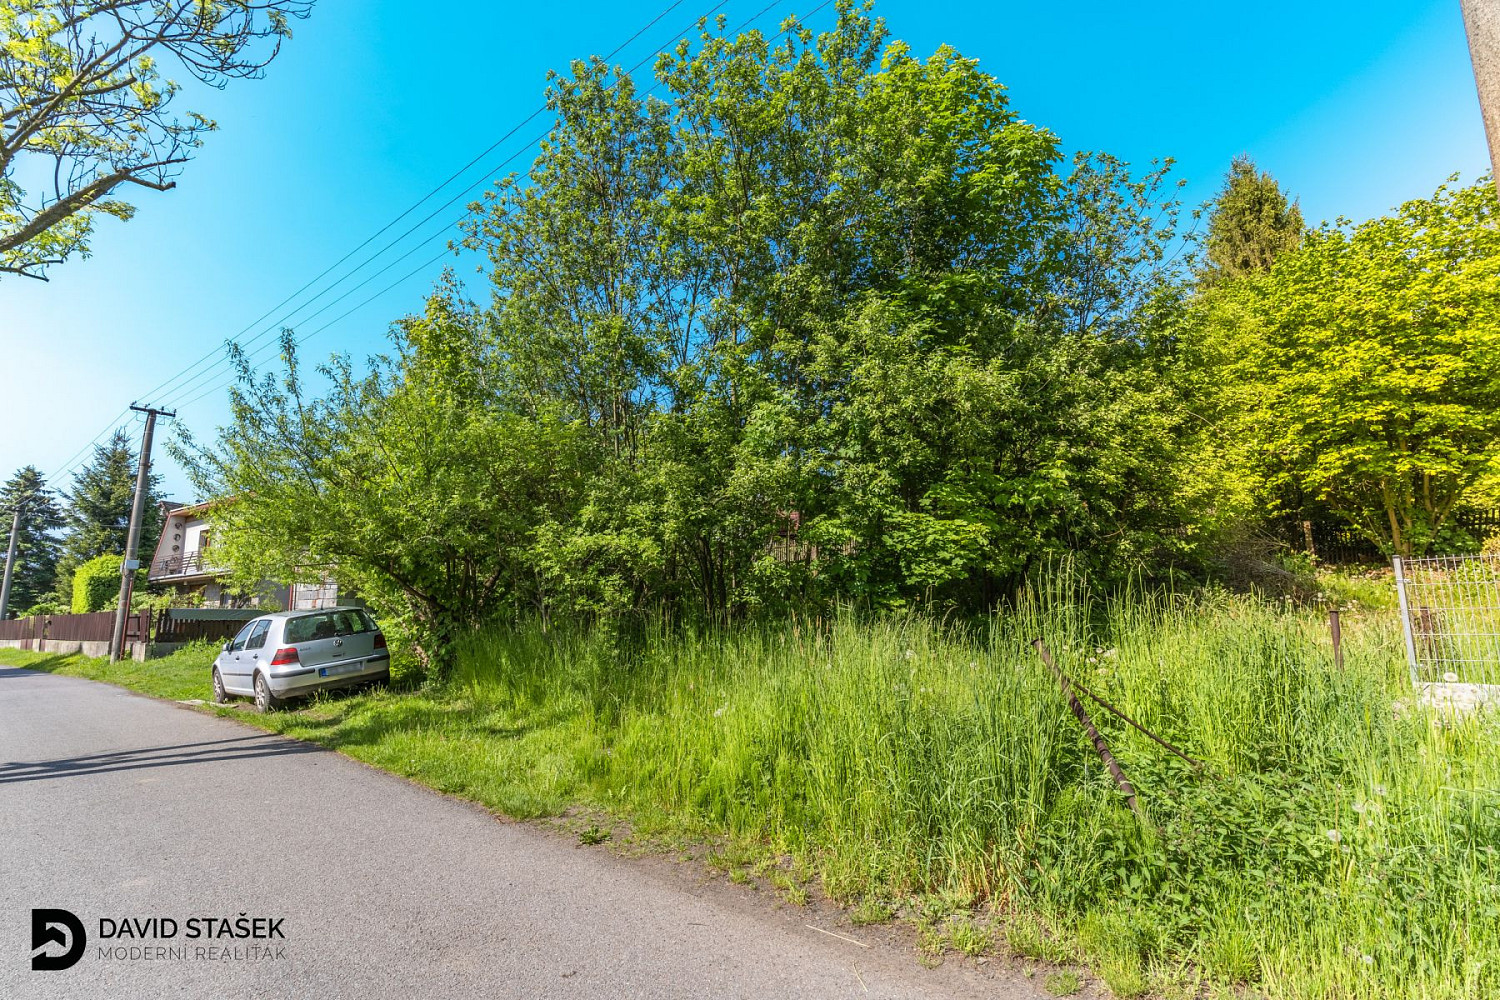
0,734,324,784
0,660,78,676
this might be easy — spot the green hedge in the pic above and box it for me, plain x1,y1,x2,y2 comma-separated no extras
71,554,123,613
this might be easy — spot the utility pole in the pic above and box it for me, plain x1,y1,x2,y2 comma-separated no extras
110,405,174,663
0,505,20,621
1462,0,1500,195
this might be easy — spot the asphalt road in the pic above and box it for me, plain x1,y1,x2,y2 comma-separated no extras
0,666,1042,1000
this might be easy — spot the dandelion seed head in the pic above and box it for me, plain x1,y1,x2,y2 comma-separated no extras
1326,828,1342,843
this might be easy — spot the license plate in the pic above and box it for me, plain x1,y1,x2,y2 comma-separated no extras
318,662,361,678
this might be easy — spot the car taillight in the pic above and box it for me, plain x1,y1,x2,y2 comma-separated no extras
373,631,387,649
269,647,300,666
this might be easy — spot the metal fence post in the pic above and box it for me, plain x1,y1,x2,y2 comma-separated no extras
1392,556,1421,687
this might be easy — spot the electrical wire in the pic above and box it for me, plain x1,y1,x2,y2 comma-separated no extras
164,0,808,411
135,0,699,411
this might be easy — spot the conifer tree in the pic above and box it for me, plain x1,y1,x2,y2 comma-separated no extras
52,430,161,602
0,466,64,616
1202,154,1304,284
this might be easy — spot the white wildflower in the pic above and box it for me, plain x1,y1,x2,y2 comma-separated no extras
1102,648,1118,659
904,649,915,661
713,704,726,718
1361,954,1374,966
1374,784,1387,797
1326,829,1342,844
1442,671,1459,683
1352,801,1366,814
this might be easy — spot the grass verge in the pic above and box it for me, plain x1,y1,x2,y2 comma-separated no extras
2,580,1495,1000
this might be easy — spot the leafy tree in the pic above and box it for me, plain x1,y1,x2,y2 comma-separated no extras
53,428,160,601
462,6,1203,615
1193,177,1500,556
1200,154,1304,286
0,0,311,280
194,4,1215,672
0,465,64,616
70,551,121,612
177,308,598,673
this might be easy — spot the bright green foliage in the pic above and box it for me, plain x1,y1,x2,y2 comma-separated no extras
0,465,64,615
1201,154,1304,285
1189,177,1500,555
53,428,160,602
70,552,120,612
189,5,1207,666
0,1,309,280
177,293,599,672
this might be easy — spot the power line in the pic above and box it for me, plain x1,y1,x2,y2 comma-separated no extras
174,246,461,410
159,0,807,414
135,0,697,412
42,408,139,491
50,0,828,489
150,0,747,413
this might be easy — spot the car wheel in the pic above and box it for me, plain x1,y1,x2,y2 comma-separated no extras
211,668,229,705
253,673,281,713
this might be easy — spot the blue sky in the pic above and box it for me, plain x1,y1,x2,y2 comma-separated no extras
0,0,1489,502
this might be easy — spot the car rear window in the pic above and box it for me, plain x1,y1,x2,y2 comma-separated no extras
284,610,375,643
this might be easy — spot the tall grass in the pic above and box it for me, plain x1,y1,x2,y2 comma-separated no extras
449,579,1498,999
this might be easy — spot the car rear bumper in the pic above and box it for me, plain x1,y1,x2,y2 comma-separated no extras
267,653,390,695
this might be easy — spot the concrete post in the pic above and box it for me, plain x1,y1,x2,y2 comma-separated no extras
1462,0,1500,195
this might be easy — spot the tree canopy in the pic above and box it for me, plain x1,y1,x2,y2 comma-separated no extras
1200,154,1303,286
1186,176,1500,556
0,0,310,280
185,6,1204,670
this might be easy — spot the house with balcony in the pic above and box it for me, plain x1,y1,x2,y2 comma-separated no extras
148,500,352,611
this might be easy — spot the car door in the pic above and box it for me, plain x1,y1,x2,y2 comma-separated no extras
239,619,272,685
220,620,260,693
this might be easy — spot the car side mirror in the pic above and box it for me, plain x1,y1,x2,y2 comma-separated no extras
222,642,232,653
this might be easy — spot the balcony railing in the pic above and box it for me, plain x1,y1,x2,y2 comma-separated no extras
151,549,223,578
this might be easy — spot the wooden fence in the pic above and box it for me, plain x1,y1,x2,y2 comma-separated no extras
0,608,255,649
1288,509,1500,565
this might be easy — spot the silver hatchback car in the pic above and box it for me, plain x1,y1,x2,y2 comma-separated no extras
211,607,391,712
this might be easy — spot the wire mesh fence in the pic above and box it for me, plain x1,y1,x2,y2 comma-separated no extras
1393,554,1500,687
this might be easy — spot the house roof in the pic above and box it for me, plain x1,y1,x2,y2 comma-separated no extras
164,499,218,519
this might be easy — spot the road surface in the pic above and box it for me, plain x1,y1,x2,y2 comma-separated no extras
0,666,1040,999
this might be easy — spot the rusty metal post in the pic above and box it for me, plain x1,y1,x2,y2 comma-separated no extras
1329,609,1344,671
1032,639,1143,820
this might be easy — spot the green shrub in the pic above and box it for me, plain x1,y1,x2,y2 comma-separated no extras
19,597,67,617
71,554,122,613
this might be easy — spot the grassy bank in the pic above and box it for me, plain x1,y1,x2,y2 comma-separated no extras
4,583,1496,1000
